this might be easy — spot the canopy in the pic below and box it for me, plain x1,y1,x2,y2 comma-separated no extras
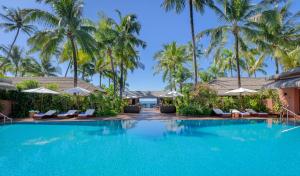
167,90,183,97
22,87,59,94
225,87,258,94
64,87,91,96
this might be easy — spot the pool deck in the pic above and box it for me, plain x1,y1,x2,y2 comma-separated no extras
11,108,273,122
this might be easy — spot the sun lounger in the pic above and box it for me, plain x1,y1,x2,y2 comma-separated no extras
231,109,251,118
33,110,57,119
213,108,231,117
57,110,78,118
245,109,268,117
78,109,95,118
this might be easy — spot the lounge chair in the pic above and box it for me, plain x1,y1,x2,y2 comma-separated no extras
213,108,231,117
231,109,250,118
57,110,78,118
78,109,95,118
245,109,268,117
33,110,57,119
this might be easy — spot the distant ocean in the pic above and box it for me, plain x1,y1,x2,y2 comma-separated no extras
139,98,157,108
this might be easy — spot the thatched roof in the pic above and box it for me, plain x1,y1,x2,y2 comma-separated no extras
9,77,102,92
0,78,16,90
264,77,300,89
208,77,272,95
263,67,300,89
268,67,300,80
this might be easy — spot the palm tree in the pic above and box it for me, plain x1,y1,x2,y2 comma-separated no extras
154,42,188,90
1,45,39,77
95,17,118,96
108,11,146,98
27,0,96,87
214,49,236,77
162,0,214,85
95,57,112,88
246,2,300,74
0,6,35,67
241,48,267,77
198,0,259,88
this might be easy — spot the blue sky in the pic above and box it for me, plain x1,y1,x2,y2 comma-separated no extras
0,0,299,90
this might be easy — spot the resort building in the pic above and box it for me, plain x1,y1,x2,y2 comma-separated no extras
10,77,102,92
264,67,300,114
208,77,272,96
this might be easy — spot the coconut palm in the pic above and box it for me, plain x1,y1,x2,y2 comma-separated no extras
162,0,214,85
0,6,35,67
1,45,39,77
214,49,236,77
109,11,146,98
27,0,96,87
198,0,260,88
154,42,188,90
95,17,118,96
245,2,300,73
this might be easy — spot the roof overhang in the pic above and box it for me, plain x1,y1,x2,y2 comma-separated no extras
263,77,300,89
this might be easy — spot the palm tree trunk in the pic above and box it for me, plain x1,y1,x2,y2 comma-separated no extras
3,28,20,68
234,31,241,88
15,67,18,77
70,37,78,87
64,59,72,77
188,0,198,85
275,57,279,74
82,66,85,80
229,59,233,77
119,59,124,98
108,49,116,97
99,73,102,87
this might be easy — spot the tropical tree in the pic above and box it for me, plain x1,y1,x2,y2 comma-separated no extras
246,1,300,73
95,17,118,96
242,49,267,77
0,45,40,77
154,42,188,90
101,11,146,98
0,6,35,67
214,49,236,77
162,0,214,85
27,0,96,87
198,0,260,88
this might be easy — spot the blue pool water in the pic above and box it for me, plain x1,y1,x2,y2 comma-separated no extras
1,120,300,176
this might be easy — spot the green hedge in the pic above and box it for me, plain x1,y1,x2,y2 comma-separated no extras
0,90,122,118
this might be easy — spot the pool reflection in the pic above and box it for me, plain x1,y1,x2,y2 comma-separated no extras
84,119,266,138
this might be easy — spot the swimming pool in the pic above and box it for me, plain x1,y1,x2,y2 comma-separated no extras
1,119,300,176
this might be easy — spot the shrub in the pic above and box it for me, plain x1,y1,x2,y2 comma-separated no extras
177,104,212,116
45,83,59,91
177,84,217,116
16,80,40,90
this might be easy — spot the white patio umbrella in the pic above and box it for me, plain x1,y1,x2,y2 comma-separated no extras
22,87,59,112
167,90,183,97
64,87,91,96
22,87,59,94
225,87,258,94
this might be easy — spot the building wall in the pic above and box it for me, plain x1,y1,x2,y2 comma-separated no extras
0,100,12,116
279,88,300,114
